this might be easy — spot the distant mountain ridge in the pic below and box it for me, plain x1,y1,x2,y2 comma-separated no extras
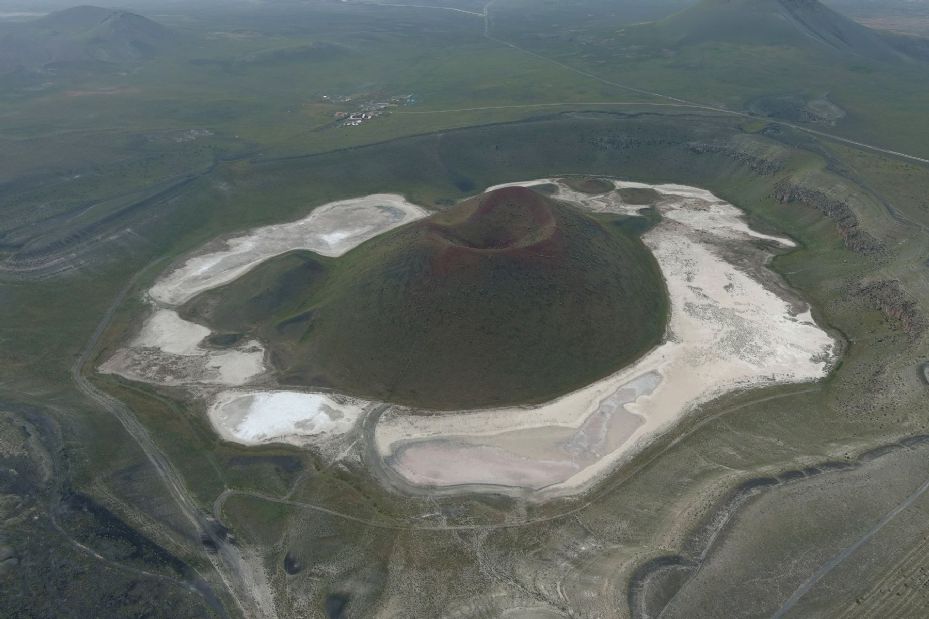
0,5,174,73
645,0,929,62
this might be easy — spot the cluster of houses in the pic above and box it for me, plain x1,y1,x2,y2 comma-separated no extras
329,93,417,127
334,111,376,126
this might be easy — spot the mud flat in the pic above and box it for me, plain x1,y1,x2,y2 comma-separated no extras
100,180,837,499
100,195,428,388
208,391,370,447
149,194,429,307
373,179,837,497
99,308,267,386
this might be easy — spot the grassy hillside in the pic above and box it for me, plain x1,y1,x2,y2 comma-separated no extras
642,0,927,62
183,186,669,409
826,0,929,36
491,0,929,156
0,5,174,73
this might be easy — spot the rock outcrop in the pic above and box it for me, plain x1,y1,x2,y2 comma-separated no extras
687,142,783,175
856,279,927,338
772,181,885,254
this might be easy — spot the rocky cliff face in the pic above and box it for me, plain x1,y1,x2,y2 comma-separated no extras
687,142,783,175
856,280,927,338
772,181,885,254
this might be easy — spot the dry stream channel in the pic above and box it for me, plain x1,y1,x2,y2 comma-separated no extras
101,179,837,499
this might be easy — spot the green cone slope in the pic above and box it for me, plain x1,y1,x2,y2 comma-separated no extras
185,186,669,410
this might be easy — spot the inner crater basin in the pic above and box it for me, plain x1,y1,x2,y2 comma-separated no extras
100,178,837,497
181,185,670,410
428,185,557,251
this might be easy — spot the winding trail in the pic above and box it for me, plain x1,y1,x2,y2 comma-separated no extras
45,504,225,616
772,469,929,618
213,388,822,534
71,261,277,619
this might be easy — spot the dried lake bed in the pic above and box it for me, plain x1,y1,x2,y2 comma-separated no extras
100,179,838,498
100,194,428,388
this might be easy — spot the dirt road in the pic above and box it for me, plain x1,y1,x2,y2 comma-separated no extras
71,263,277,619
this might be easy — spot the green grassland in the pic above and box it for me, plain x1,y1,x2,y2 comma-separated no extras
3,0,925,272
3,109,919,615
3,105,928,617
2,0,929,616
492,0,929,157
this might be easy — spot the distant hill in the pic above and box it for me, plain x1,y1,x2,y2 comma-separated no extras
639,0,929,63
0,5,174,74
182,186,669,410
